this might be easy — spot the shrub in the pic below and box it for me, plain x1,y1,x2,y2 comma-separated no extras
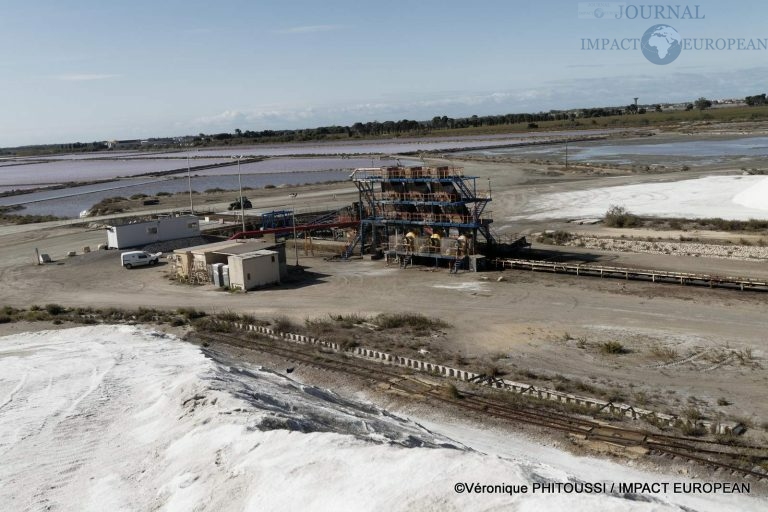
44,303,65,315
604,205,639,228
443,383,461,399
177,307,207,320
683,406,702,421
551,230,572,244
338,338,359,351
273,316,297,332
193,317,235,333
374,313,447,331
331,313,367,328
649,344,678,361
600,341,627,355
216,311,241,322
24,311,50,322
135,307,159,322
305,318,335,334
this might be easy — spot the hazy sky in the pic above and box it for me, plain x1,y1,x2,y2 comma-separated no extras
1,0,767,146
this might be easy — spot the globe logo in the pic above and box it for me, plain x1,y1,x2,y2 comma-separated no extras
593,8,604,19
641,24,682,65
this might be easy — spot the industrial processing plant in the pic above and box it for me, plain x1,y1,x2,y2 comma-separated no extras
348,165,529,271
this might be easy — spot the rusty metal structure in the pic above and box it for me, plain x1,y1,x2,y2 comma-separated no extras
350,166,494,270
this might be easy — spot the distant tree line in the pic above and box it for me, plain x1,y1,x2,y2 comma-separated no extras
7,93,768,155
195,106,659,145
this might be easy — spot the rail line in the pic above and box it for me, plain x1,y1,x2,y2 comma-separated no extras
195,330,768,480
494,258,768,292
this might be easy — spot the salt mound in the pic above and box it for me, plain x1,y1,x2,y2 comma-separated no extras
0,325,763,511
733,176,768,211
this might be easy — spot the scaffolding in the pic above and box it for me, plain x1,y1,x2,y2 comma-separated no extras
260,210,294,230
350,166,494,269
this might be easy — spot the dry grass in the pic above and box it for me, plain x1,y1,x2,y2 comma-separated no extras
649,343,678,362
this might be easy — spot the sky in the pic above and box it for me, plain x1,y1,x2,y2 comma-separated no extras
1,0,767,146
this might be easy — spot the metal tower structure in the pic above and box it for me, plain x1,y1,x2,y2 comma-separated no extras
349,166,494,269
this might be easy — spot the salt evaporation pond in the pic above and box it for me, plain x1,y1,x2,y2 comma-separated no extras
2,170,350,218
0,325,760,511
125,129,617,158
461,136,768,166
515,175,768,221
0,158,232,186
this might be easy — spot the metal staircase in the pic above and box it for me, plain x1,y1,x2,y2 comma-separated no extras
342,231,362,260
453,178,474,200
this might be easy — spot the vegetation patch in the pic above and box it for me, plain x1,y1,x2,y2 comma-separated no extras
600,341,628,355
374,313,448,332
87,196,126,216
649,343,678,362
536,230,573,245
0,205,64,225
604,205,639,228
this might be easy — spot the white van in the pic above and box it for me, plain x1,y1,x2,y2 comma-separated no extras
121,250,161,269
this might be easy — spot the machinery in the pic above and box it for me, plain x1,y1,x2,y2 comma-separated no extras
351,165,494,270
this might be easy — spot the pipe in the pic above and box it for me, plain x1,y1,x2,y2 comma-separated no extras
229,220,358,240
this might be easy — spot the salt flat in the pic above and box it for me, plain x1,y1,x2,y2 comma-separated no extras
0,326,763,511
514,175,768,221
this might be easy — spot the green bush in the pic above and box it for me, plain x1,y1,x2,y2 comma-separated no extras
604,205,639,228
44,303,65,315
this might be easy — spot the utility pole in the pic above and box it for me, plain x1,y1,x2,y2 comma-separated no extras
233,155,246,234
186,154,194,214
290,193,299,266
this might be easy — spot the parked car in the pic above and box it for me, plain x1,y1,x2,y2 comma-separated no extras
228,198,252,210
120,250,161,269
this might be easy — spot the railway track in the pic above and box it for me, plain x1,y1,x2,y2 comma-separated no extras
195,330,768,481
494,258,768,292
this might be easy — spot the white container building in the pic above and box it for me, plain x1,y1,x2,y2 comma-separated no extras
227,250,281,290
106,215,200,249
